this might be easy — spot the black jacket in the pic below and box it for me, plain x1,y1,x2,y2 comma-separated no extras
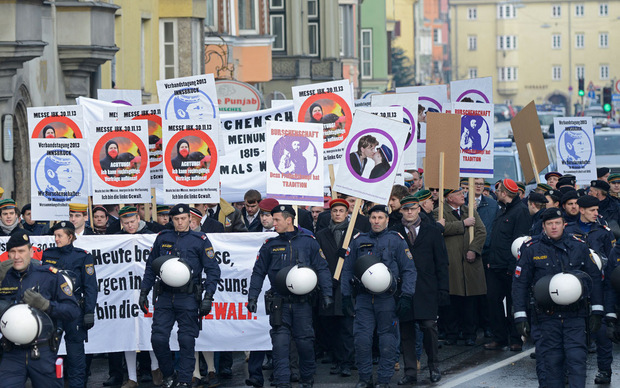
487,196,531,271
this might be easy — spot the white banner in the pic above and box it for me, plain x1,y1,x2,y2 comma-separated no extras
76,97,124,133
450,77,493,104
452,102,495,178
157,74,219,121
266,121,324,206
29,138,90,220
97,89,143,106
0,233,274,352
554,116,597,184
162,120,220,204
27,105,86,139
89,120,151,204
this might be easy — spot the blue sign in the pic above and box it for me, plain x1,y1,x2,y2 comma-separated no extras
588,90,596,99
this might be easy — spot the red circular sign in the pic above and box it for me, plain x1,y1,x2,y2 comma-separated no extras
32,116,83,138
297,93,352,149
92,131,148,188
164,130,217,187
132,114,163,168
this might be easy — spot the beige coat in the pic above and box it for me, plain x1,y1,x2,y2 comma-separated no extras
433,202,487,296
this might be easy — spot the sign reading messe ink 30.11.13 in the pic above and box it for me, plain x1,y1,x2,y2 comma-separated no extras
162,119,219,204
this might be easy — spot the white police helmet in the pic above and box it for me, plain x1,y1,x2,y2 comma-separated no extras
159,257,192,288
354,255,393,295
0,304,54,345
589,249,603,271
511,236,531,259
285,265,318,295
548,273,584,305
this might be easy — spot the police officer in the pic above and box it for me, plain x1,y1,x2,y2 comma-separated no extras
341,205,417,388
42,221,98,388
139,204,221,388
247,204,333,388
512,208,604,388
0,233,80,387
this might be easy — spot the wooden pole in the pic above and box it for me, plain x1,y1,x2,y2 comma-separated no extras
438,152,445,219
293,205,298,227
87,196,93,228
333,198,362,281
527,143,541,184
329,164,337,199
151,188,157,222
468,177,475,243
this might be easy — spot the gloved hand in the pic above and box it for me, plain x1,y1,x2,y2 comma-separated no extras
515,320,530,337
23,289,50,312
438,290,451,306
342,296,355,317
247,298,257,313
83,313,95,330
395,294,413,319
139,289,149,314
337,248,348,258
606,318,617,342
322,295,334,310
589,314,602,334
200,294,213,317
0,260,13,283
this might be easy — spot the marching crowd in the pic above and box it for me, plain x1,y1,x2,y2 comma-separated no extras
1,166,620,388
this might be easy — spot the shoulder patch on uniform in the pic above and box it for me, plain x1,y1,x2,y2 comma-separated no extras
201,234,207,240
405,248,413,260
397,232,404,240
85,263,94,276
603,224,611,231
515,266,521,278
319,249,326,260
60,282,73,297
205,247,215,259
48,266,58,274
572,235,586,243
353,232,361,239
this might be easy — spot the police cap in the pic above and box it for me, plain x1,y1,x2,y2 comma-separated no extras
540,208,563,222
169,204,190,217
560,190,579,205
20,203,31,214
528,192,548,204
590,180,610,192
50,221,75,234
576,195,599,208
271,205,296,218
6,233,31,251
597,167,610,178
368,204,389,216
557,176,576,188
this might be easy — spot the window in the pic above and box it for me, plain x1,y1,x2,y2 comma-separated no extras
575,4,584,16
307,0,318,18
361,29,372,79
576,65,585,80
552,65,562,80
339,5,354,57
498,35,517,50
468,35,477,51
467,7,477,20
575,33,584,48
497,4,516,19
498,67,518,81
238,0,258,34
599,32,609,48
270,15,285,51
552,5,561,17
191,19,201,75
599,3,608,16
552,34,561,49
308,22,319,56
433,28,442,45
270,0,284,9
468,68,478,79
205,0,217,28
159,19,177,79
600,65,609,80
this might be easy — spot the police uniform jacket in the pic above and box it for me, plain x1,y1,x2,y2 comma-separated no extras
42,244,97,315
565,217,616,258
142,229,221,296
529,209,544,237
340,228,417,298
512,233,604,321
488,196,531,272
248,227,332,300
0,264,80,325
607,243,620,318
22,221,50,236
599,196,620,238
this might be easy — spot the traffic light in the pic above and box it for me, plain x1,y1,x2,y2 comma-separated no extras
578,78,585,97
603,87,612,112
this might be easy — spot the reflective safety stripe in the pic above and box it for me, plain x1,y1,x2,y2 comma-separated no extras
592,304,604,311
514,311,527,319
606,313,617,319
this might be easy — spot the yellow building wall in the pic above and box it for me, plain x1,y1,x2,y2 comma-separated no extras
386,0,417,62
159,0,205,18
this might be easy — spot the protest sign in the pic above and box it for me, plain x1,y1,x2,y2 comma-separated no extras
97,89,142,106
333,110,409,204
266,121,324,206
76,97,124,129
28,105,86,139
117,104,164,185
511,101,549,183
292,80,354,164
89,120,151,204
30,138,90,220
0,233,274,352
450,77,493,103
157,74,219,120
425,113,461,190
554,116,596,184
371,93,419,169
162,119,219,204
452,102,494,178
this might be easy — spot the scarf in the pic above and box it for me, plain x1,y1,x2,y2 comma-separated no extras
401,216,422,245
328,219,349,247
0,218,20,235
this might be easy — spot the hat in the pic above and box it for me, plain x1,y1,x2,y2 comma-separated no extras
417,168,424,175
577,195,599,208
271,204,296,217
484,181,492,190
0,199,17,211
560,190,580,205
403,172,414,182
400,195,419,209
597,167,610,178
413,189,432,202
541,208,563,222
591,180,610,192
189,207,203,219
444,187,463,197
502,179,519,194
545,171,562,180
21,203,31,214
608,173,620,183
528,192,549,204
328,198,349,210
537,183,552,192
119,206,138,218
6,232,31,251
517,182,526,193
50,221,75,234
558,186,576,196
0,186,3,198
69,203,88,213
259,198,279,213
460,178,469,184
557,176,576,188
92,206,108,215
368,204,389,216
156,205,170,215
378,145,393,163
169,204,190,217
545,189,561,202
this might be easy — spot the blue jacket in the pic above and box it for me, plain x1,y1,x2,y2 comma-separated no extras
249,227,332,300
142,229,221,296
42,244,98,315
565,217,616,258
468,194,498,251
341,228,417,298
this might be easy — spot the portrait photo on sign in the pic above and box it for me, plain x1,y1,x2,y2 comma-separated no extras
271,136,318,178
94,135,146,186
299,96,351,147
139,115,163,167
32,117,82,139
346,129,398,182
165,132,217,186
34,152,84,201
163,90,217,120
557,127,593,169
460,115,491,154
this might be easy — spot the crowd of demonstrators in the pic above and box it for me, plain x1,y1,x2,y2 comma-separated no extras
2,164,620,388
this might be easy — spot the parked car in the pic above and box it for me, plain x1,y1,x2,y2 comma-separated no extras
594,129,620,173
493,139,557,187
494,104,512,123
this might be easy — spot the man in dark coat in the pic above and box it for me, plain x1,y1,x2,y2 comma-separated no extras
391,195,449,384
316,199,359,378
315,195,371,233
